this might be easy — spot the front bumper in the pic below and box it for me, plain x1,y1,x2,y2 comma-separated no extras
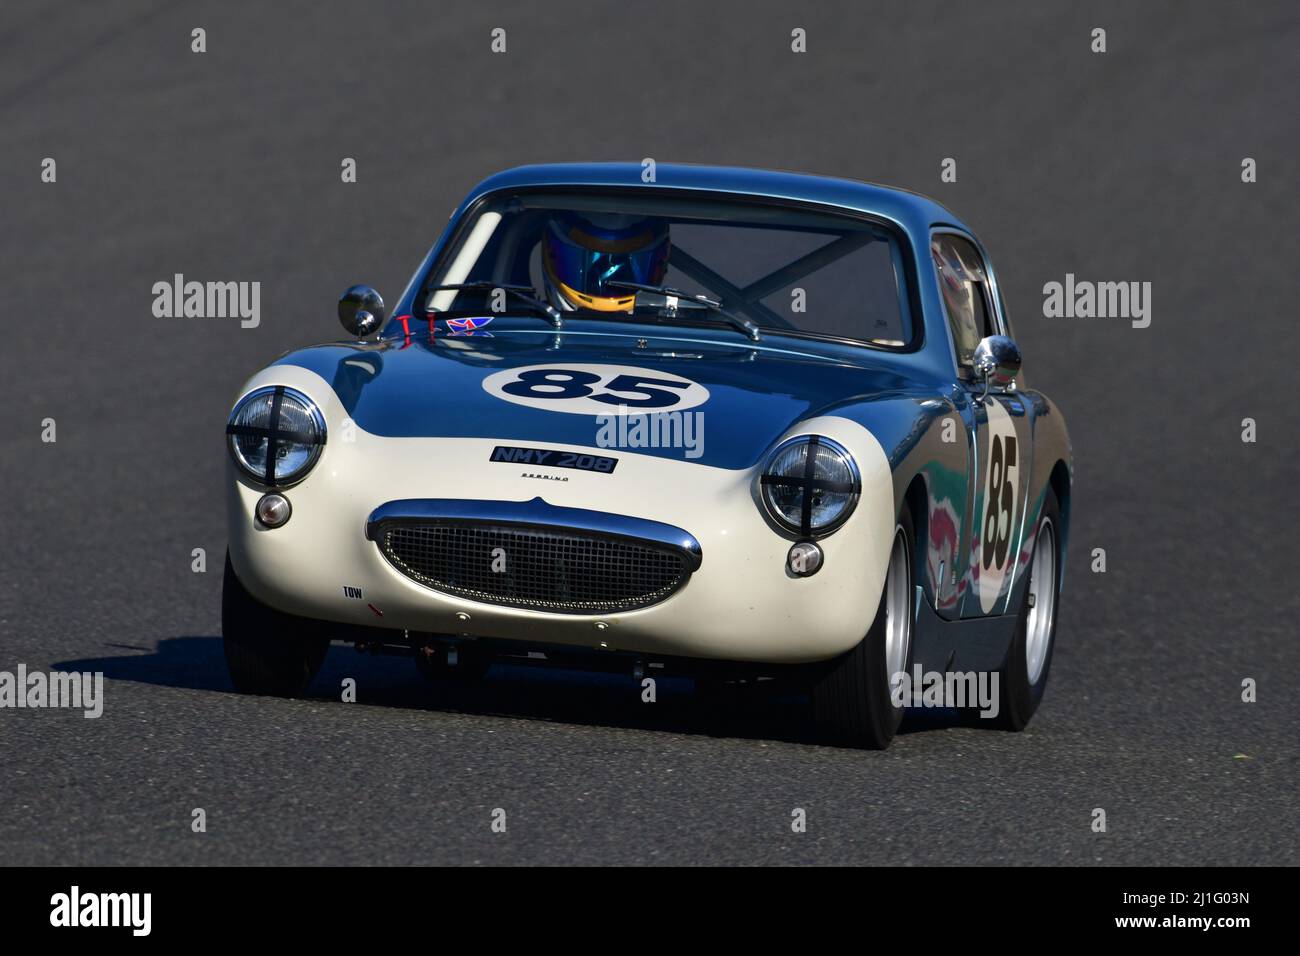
226,366,895,665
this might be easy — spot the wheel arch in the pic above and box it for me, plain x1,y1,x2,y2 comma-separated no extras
1047,458,1071,590
903,473,930,601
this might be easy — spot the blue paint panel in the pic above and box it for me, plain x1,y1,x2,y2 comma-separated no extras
271,320,933,471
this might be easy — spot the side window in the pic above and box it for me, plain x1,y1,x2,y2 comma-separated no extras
931,234,998,369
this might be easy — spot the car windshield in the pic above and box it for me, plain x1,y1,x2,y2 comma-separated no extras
416,190,916,348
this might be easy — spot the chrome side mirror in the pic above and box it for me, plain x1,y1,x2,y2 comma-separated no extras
972,335,1021,399
338,285,385,339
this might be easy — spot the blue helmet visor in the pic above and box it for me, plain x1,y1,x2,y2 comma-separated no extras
543,216,670,302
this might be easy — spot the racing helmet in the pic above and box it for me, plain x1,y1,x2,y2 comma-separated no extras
542,211,670,312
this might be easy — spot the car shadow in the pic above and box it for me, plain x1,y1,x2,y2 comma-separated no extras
54,637,975,748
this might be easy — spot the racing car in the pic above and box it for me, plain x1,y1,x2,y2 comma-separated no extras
222,162,1072,748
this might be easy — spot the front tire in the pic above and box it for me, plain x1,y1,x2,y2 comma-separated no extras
222,553,329,696
810,508,915,749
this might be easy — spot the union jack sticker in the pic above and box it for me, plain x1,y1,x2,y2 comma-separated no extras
446,316,494,334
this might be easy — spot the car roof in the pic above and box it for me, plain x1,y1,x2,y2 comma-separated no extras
456,162,972,236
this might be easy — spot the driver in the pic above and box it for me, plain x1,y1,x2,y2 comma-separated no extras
541,211,670,313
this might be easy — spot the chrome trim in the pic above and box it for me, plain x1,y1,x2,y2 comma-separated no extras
338,284,386,339
759,435,861,538
884,524,912,690
254,492,292,528
787,540,823,577
364,497,703,571
1024,516,1056,684
972,334,1022,397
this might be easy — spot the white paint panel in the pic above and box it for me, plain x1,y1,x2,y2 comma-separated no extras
227,367,897,664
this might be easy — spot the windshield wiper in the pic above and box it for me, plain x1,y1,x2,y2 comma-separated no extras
423,282,563,328
607,281,761,341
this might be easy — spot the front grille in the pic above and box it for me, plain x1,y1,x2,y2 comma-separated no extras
377,522,693,614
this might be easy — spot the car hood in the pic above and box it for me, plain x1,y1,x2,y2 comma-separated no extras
271,323,922,471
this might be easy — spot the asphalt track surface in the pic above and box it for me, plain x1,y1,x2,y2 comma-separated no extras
2,1,1297,866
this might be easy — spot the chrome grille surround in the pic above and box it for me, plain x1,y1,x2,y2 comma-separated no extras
367,498,702,615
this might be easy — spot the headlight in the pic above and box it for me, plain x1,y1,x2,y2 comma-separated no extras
760,436,860,537
226,386,326,486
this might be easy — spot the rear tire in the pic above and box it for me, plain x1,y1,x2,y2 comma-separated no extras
993,487,1062,730
222,553,329,696
810,508,915,749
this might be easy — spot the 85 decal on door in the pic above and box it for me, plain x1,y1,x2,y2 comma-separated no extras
978,399,1022,613
481,364,710,415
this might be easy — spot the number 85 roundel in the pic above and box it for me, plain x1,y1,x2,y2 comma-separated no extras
978,399,1020,613
482,364,711,415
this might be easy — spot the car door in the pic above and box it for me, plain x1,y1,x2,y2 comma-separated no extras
930,231,1034,619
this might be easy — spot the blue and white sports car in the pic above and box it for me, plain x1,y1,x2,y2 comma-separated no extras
223,163,1072,748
